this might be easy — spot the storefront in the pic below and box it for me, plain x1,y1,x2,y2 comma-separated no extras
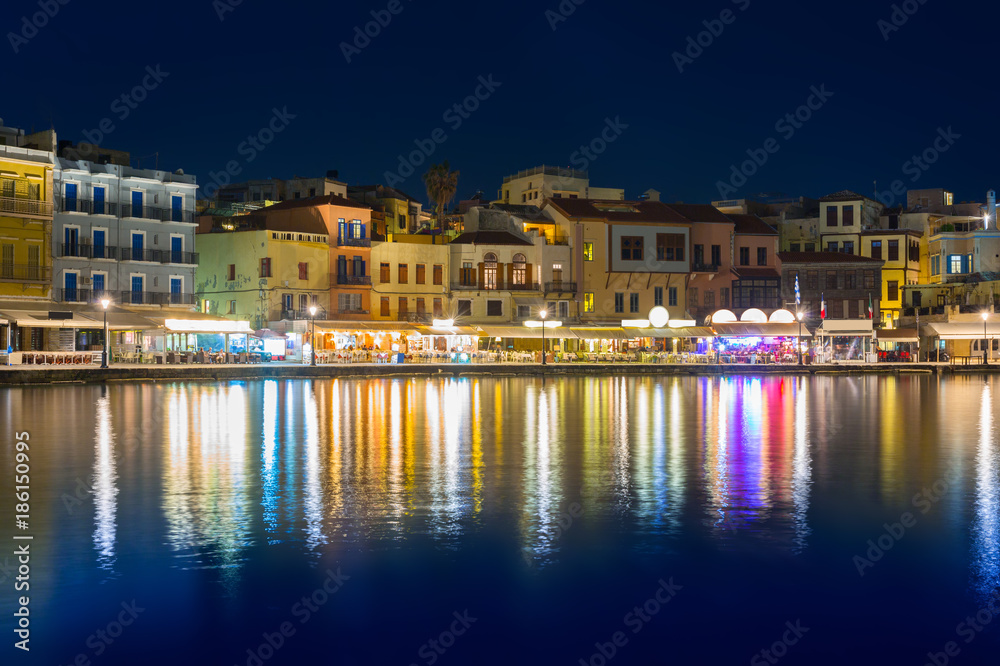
711,322,810,364
921,321,1000,362
875,328,918,362
141,314,254,355
812,320,875,363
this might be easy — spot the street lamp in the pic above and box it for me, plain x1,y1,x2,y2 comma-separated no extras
797,310,804,365
983,311,989,366
540,308,548,366
100,298,111,368
309,305,317,366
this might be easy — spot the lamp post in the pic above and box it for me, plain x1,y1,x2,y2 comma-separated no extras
100,298,110,368
983,311,989,366
540,308,547,366
309,305,317,366
797,310,804,365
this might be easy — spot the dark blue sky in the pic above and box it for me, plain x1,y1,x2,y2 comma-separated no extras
4,0,997,207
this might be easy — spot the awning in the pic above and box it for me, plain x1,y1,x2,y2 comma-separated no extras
570,327,630,340
253,328,287,339
414,325,481,337
104,312,157,330
813,319,874,336
922,322,1000,340
478,326,575,339
876,328,919,343
142,313,253,334
0,310,101,328
315,320,417,333
624,326,716,338
713,322,812,338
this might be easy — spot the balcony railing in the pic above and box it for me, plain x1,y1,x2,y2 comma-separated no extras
121,203,195,223
58,243,121,259
331,274,372,286
396,312,432,323
57,197,118,216
336,236,371,248
119,248,199,264
451,282,540,291
0,264,51,282
54,288,115,304
119,290,196,306
691,263,720,273
0,196,52,217
544,281,576,292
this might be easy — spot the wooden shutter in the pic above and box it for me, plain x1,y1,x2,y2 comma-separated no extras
478,262,485,289
507,263,514,288
525,263,533,288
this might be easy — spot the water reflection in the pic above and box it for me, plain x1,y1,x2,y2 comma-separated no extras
972,384,999,602
92,392,118,572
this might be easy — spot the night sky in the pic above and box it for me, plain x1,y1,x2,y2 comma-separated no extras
4,0,997,206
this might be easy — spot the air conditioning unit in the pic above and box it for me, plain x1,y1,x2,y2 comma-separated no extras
81,277,91,285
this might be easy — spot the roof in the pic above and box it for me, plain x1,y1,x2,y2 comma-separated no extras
861,228,923,237
728,214,778,236
450,230,532,246
543,199,691,223
665,203,734,224
732,267,780,279
489,203,553,222
777,251,884,265
264,193,371,211
348,185,421,204
820,190,882,205
923,322,1000,339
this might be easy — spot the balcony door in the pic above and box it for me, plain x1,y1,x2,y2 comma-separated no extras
93,229,106,259
64,227,79,257
171,195,183,222
171,236,182,263
131,276,143,304
170,278,182,304
93,186,105,215
131,233,144,261
64,272,77,302
131,191,143,217
64,183,77,212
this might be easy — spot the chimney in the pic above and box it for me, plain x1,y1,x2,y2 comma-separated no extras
989,190,996,229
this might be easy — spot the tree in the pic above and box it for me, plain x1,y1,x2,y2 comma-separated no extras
422,161,459,234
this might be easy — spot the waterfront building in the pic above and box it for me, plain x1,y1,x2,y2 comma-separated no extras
778,251,883,325
214,171,348,204
371,234,450,324
348,184,424,237
497,165,624,207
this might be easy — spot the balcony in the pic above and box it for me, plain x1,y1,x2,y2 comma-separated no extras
691,263,720,273
119,248,199,265
58,243,121,259
54,288,115,304
546,236,570,246
396,312,432,323
544,281,576,293
336,236,371,248
119,291,196,306
451,282,540,291
57,197,118,216
0,264,51,282
331,274,372,286
0,196,52,218
121,203,195,223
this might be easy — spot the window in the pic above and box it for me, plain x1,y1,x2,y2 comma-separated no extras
487,300,503,316
299,294,309,313
871,240,882,259
656,234,685,262
864,270,876,289
704,290,715,308
398,263,408,283
931,255,940,275
790,243,801,252
512,253,526,285
842,206,854,226
621,236,644,261
806,270,818,290
629,293,639,313
826,206,838,226
416,264,426,285
720,287,729,308
654,287,663,306
887,281,899,301
584,293,595,312
398,297,408,315
433,264,443,285
551,262,563,288
484,252,498,289
416,298,426,315
558,301,569,318
669,287,678,307
693,244,704,266
826,271,838,290
711,245,721,266
260,257,272,278
298,262,308,280
229,300,237,314
844,272,857,289
457,300,472,316
227,264,235,281
380,262,390,282
688,287,698,306
460,261,474,285
949,255,962,274
804,243,815,252
309,188,316,197
583,242,594,261
757,247,767,265
842,241,854,255
888,240,899,261
338,293,362,312
433,298,443,317
614,293,624,313
399,213,406,229
826,242,839,253
739,247,749,265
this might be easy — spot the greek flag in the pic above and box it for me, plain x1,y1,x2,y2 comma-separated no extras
794,274,801,306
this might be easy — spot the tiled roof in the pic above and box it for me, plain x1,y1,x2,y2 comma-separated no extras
543,199,690,223
820,190,882,205
348,185,421,204
450,231,532,246
728,214,777,235
490,203,552,221
778,251,884,264
665,203,734,224
732,267,780,278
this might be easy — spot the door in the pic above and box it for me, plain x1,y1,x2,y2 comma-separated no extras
131,233,144,261
64,226,79,257
131,276,144,304
171,236,182,263
171,195,183,222
64,183,77,212
170,277,182,304
64,272,77,302
131,191,143,218
93,186,105,215
282,293,293,317
92,273,105,298
93,229,106,259
912,291,922,308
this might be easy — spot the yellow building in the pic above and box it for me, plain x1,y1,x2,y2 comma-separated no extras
861,230,922,327
370,234,450,322
0,143,54,302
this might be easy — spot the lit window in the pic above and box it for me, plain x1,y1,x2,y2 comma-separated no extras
584,293,595,312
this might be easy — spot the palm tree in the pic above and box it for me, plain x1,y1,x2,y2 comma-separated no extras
422,161,459,234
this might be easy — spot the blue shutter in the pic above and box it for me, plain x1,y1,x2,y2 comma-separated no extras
171,236,182,263
93,229,105,259
64,272,77,301
131,191,143,217
93,187,105,215
361,224,366,239
64,183,77,211
171,195,182,222
92,273,104,295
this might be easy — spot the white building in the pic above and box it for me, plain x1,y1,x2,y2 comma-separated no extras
497,165,624,207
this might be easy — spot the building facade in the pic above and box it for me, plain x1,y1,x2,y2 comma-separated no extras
778,251,884,324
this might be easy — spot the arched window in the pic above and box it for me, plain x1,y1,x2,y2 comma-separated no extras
484,252,498,290
512,253,526,286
